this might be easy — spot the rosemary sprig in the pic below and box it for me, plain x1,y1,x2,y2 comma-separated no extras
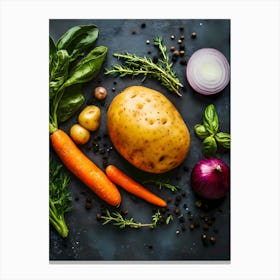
105,37,183,96
100,209,161,229
143,180,180,192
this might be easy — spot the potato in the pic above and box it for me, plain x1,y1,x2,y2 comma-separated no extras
70,124,90,145
107,86,190,174
78,105,101,131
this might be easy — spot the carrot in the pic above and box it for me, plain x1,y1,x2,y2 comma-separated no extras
105,165,167,207
51,129,121,207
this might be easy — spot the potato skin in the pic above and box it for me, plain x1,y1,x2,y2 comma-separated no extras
107,86,190,174
78,105,101,131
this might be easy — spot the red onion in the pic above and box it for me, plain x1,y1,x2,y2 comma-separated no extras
191,158,230,200
186,48,230,95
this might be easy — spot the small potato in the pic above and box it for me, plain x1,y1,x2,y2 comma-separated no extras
70,124,90,145
94,86,107,100
78,105,101,131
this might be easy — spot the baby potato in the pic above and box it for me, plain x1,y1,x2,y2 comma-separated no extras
78,105,101,131
70,124,90,145
107,86,190,174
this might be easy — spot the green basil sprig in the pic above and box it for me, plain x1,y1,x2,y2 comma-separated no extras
194,104,230,157
57,24,99,62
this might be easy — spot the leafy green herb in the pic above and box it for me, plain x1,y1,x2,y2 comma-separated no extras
194,104,230,157
57,85,85,123
105,37,183,96
203,104,219,134
203,135,217,157
62,46,108,89
194,124,210,140
166,214,174,225
49,36,57,65
49,159,72,238
215,132,231,149
143,180,180,192
57,24,99,62
100,210,161,229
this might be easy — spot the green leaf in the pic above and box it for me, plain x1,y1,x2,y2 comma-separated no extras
49,50,70,99
57,24,99,61
203,104,219,134
215,132,231,149
62,46,108,89
57,84,85,123
49,36,57,65
203,135,217,157
194,124,210,140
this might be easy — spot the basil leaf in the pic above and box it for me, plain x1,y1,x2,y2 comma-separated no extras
203,135,217,157
57,84,85,123
194,124,210,140
49,50,70,99
215,132,231,149
57,24,99,62
203,104,219,134
62,46,108,89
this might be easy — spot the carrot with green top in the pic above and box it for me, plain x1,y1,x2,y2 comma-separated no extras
51,129,121,207
105,165,167,207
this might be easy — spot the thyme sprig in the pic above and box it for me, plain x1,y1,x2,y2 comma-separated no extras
105,37,183,96
143,180,180,192
100,210,161,229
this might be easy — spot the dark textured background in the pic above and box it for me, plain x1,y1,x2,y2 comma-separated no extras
49,19,230,261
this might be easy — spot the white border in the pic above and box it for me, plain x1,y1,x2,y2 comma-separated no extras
0,0,279,279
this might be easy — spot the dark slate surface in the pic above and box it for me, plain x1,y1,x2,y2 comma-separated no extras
49,19,230,261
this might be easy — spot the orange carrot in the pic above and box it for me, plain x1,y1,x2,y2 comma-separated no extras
51,129,121,207
105,165,167,207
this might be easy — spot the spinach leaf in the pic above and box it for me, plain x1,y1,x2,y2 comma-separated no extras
62,46,108,89
57,85,85,123
49,36,57,66
203,104,219,134
49,50,70,99
57,25,99,61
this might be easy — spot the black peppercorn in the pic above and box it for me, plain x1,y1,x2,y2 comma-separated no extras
189,223,195,230
141,23,146,28
210,236,216,244
179,26,184,32
170,35,175,40
131,29,136,34
191,32,197,38
180,58,187,65
170,46,175,52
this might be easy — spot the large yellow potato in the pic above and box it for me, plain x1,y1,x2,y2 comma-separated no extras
107,86,190,174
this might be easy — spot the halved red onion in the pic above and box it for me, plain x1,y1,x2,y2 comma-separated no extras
186,48,230,95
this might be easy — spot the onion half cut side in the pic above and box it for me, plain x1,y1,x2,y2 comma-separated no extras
186,48,230,95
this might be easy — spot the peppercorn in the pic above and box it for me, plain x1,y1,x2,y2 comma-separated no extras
141,23,146,28
191,32,196,38
179,26,184,32
210,236,216,244
180,58,187,65
203,223,209,230
176,195,181,202
179,50,185,56
189,223,195,230
173,50,179,57
179,44,185,51
167,197,172,203
170,46,175,52
177,39,182,44
131,29,136,34
152,56,158,63
174,207,180,215
171,56,177,62
96,213,102,221
181,191,186,197
201,233,208,245
146,39,150,45
180,35,185,40
170,35,175,40
112,87,116,92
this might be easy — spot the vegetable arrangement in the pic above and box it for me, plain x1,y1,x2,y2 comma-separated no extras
49,24,119,236
49,21,230,253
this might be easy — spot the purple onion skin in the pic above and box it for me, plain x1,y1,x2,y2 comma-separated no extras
191,158,230,200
